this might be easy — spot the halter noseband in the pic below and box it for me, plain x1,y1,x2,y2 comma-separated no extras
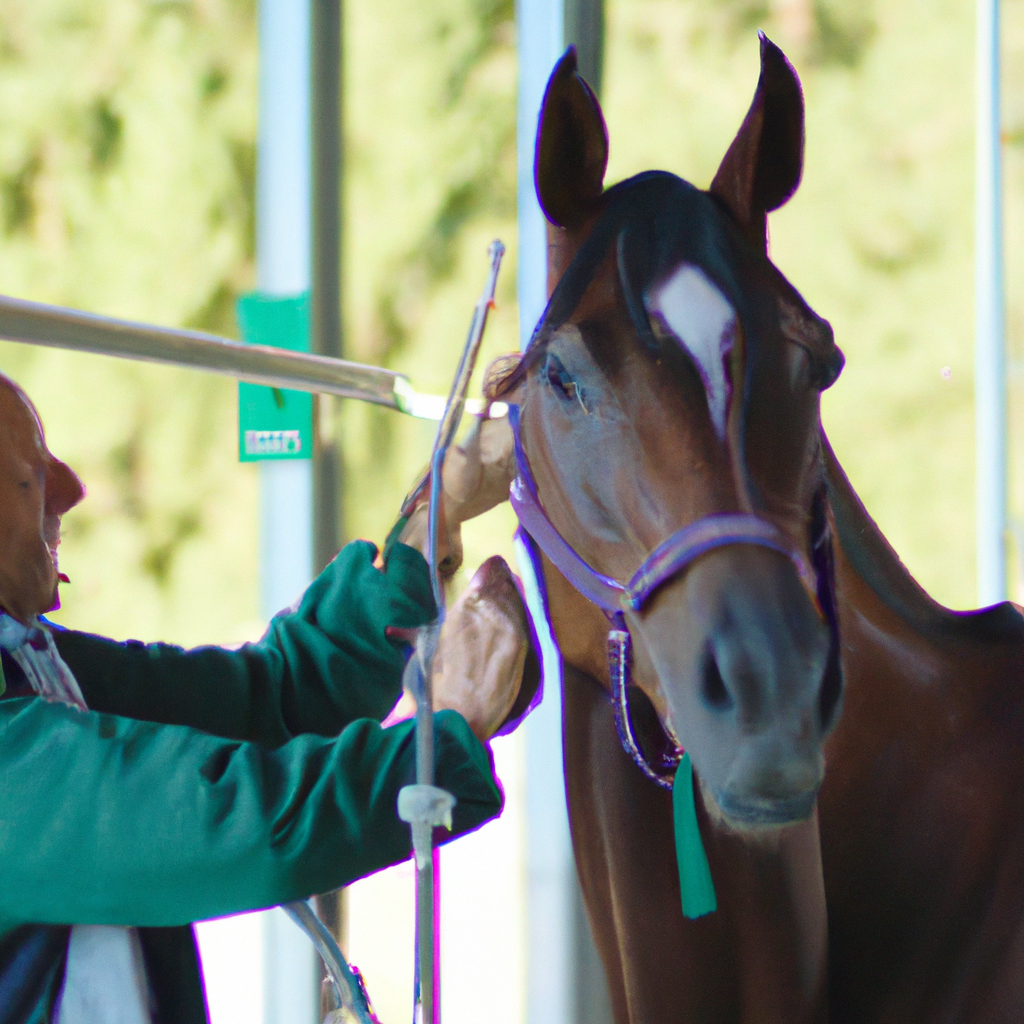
508,405,820,790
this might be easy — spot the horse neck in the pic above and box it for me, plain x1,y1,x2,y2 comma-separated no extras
822,431,1024,703
820,433,1024,1017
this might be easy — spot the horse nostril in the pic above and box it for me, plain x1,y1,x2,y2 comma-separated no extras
701,652,733,712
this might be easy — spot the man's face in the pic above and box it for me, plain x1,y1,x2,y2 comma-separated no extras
0,380,84,624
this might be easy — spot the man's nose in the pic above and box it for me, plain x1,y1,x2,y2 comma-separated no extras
45,458,85,517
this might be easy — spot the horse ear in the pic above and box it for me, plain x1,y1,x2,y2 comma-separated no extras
709,33,804,253
535,47,609,230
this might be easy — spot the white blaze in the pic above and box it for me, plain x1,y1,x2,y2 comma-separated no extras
648,264,737,438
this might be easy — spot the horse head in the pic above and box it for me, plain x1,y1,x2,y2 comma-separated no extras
495,37,845,828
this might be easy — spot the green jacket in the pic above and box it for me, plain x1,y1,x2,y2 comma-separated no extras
0,541,502,1023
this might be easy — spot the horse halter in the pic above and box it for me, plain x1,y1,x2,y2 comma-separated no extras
508,403,828,790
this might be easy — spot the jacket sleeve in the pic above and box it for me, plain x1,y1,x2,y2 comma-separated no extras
51,541,435,747
0,699,499,929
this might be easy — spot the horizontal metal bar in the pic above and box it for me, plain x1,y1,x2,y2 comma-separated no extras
0,292,495,419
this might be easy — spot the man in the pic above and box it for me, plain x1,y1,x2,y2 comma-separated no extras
0,374,528,1024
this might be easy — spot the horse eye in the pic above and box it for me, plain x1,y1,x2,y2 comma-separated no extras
544,354,579,402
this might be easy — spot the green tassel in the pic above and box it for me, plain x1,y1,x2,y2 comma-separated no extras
673,752,717,919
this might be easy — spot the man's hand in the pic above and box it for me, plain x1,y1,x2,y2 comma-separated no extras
386,409,538,743
429,556,530,742
384,556,534,743
398,412,515,582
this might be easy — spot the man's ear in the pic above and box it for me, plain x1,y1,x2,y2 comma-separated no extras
709,33,804,253
534,47,609,230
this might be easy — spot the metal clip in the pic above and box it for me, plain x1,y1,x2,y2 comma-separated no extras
398,784,457,870
398,784,457,829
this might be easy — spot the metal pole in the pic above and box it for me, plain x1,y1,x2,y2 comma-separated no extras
516,6,573,1024
516,0,562,357
311,0,344,574
563,0,604,98
258,0,319,1021
975,0,1007,606
0,290,495,418
309,2,347,984
517,3,614,1021
257,0,314,617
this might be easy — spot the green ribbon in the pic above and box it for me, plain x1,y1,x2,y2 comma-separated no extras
673,751,717,919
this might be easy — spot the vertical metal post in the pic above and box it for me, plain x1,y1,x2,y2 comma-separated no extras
311,0,345,573
517,0,563,358
257,0,315,619
310,1,347,990
258,1,318,1021
517,3,612,1023
975,0,1007,606
516,4,572,1021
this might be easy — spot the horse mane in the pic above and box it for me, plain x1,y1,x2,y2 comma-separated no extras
823,433,1024,645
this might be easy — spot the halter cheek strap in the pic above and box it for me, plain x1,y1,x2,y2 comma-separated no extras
508,405,812,617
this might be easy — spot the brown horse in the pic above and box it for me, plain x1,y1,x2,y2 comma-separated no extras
491,39,1024,1024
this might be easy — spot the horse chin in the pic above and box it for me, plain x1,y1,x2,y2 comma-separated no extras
700,778,818,835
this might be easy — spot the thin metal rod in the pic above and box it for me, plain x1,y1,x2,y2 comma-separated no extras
426,240,505,612
975,0,1007,605
0,291,493,419
407,241,504,1024
283,900,379,1024
311,0,343,370
413,848,436,1024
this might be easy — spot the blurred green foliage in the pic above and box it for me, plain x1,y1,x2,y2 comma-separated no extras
0,0,1021,650
0,0,260,644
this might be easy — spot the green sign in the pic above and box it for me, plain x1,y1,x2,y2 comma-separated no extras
236,291,313,462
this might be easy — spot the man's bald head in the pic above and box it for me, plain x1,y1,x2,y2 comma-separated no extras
0,376,84,623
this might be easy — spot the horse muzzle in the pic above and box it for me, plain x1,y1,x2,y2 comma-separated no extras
709,729,825,827
713,784,820,828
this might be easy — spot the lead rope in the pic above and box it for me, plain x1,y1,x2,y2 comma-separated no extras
397,242,504,1024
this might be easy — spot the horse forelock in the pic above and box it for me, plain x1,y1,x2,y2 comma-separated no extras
528,172,765,393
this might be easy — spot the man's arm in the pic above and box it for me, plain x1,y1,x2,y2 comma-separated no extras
0,699,499,928
52,541,432,746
